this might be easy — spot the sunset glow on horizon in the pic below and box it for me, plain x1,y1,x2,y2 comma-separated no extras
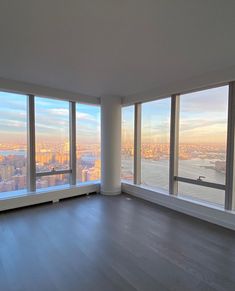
122,86,228,145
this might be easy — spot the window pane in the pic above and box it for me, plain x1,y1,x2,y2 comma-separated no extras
36,174,69,190
121,106,134,182
76,104,100,183
178,86,228,205
178,182,224,206
0,92,27,194
35,97,70,173
141,98,171,191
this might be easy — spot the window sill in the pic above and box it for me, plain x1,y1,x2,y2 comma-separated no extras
0,180,101,201
0,181,100,211
122,181,235,231
121,180,224,210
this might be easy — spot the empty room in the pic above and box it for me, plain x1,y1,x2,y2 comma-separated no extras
0,1,235,290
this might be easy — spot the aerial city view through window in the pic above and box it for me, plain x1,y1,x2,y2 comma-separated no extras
121,86,228,205
0,93,100,194
0,86,228,206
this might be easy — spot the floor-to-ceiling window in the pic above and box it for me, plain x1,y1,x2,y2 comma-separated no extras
0,91,101,199
0,92,27,195
76,104,101,183
121,106,134,182
141,98,171,191
178,86,228,205
35,97,70,189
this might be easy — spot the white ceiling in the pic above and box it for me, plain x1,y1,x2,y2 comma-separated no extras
0,0,235,98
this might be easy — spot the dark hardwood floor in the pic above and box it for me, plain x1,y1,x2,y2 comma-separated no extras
0,193,235,291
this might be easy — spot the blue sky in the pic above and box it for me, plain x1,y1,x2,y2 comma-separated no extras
76,103,100,144
0,92,27,143
0,92,100,144
142,98,171,143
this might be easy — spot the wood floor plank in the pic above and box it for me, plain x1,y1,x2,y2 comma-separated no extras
0,193,235,291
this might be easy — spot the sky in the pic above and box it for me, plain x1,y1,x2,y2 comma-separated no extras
179,86,228,144
0,92,100,144
0,85,228,146
76,103,100,144
122,85,228,144
0,92,27,144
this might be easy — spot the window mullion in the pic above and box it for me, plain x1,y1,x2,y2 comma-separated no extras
69,101,76,185
27,94,36,192
134,103,141,184
225,81,235,210
169,94,180,195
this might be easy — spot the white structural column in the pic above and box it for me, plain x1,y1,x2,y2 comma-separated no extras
101,96,122,195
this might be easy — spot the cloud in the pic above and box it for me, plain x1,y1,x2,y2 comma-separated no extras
181,86,228,113
35,99,53,107
44,109,99,124
36,123,58,130
179,117,227,143
77,112,97,123
47,108,69,116
0,109,26,120
0,93,27,110
180,118,226,132
0,118,26,128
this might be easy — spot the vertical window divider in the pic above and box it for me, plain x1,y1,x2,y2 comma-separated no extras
134,103,141,184
225,81,235,210
69,101,76,185
169,94,180,195
27,94,36,192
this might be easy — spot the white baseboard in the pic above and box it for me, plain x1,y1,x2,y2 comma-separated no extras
122,182,235,231
2,181,235,231
100,190,121,195
0,183,100,211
